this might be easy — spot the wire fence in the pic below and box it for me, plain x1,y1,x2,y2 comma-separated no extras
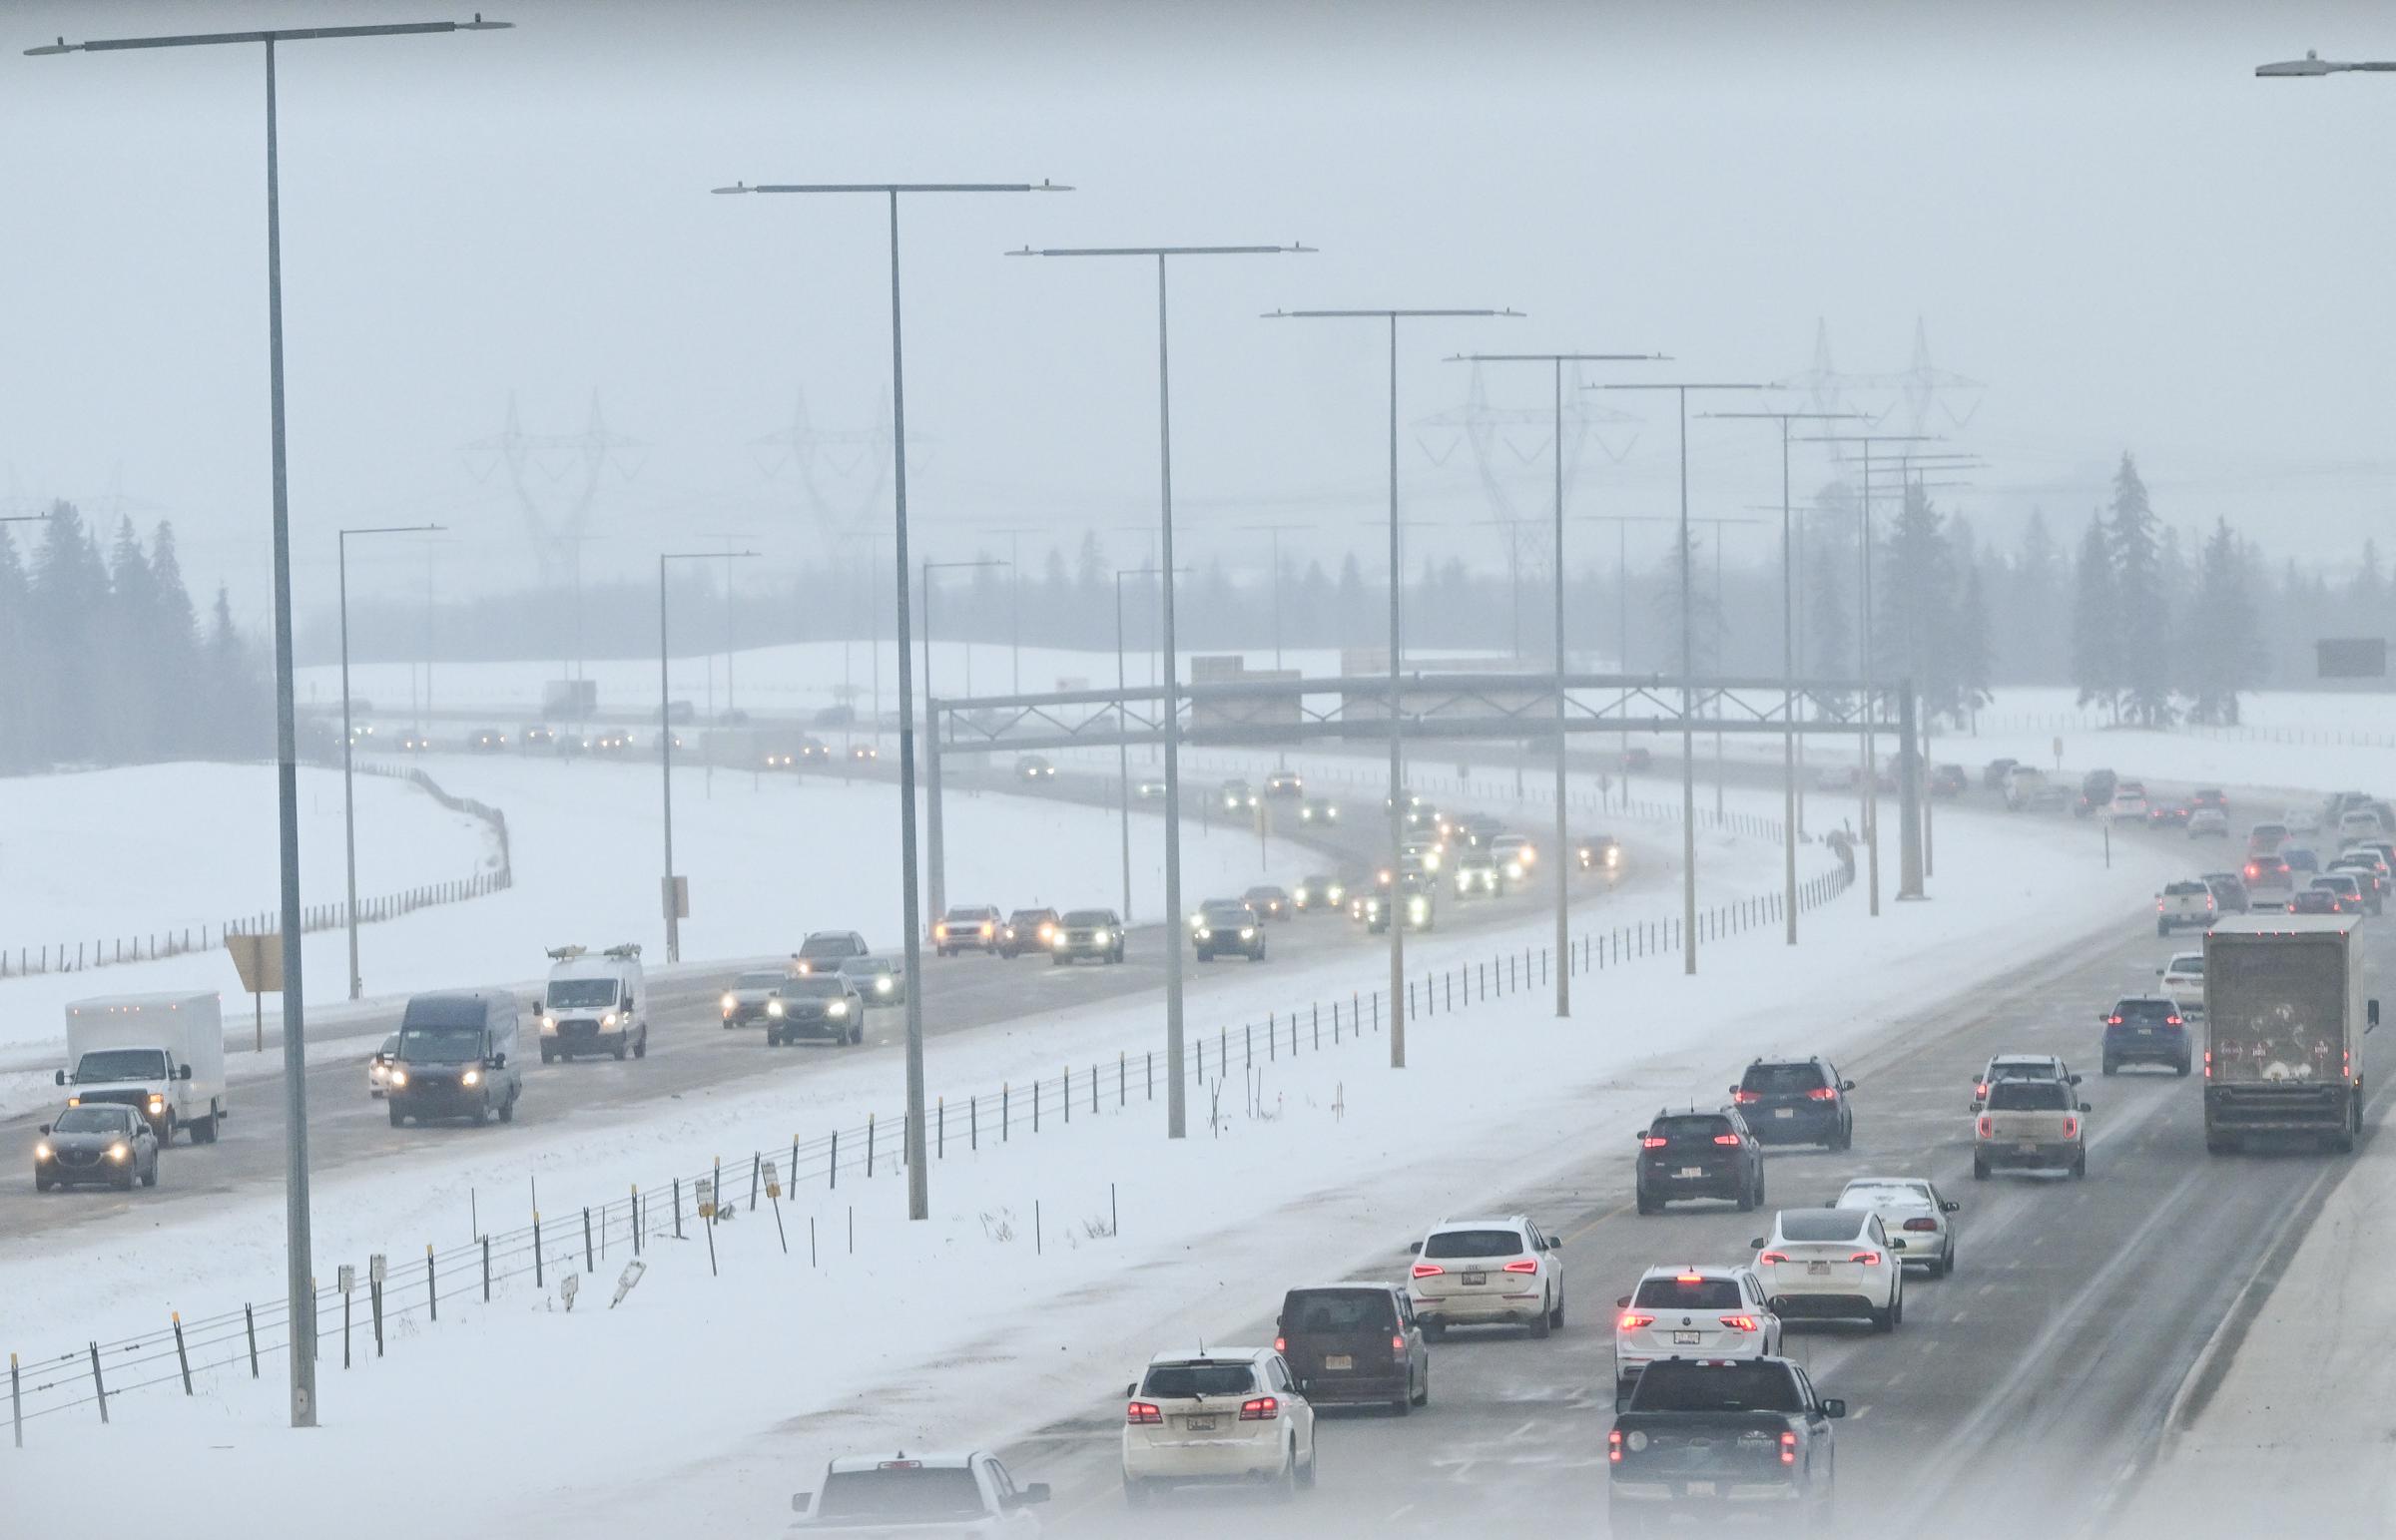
0,762,511,981
5,831,1853,1443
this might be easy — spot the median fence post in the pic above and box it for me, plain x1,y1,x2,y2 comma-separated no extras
173,1313,192,1395
87,1342,106,1425
426,1245,438,1323
583,1209,595,1274
482,1237,491,1302
245,1304,260,1377
10,1352,20,1449
868,1115,877,1177
534,1213,544,1288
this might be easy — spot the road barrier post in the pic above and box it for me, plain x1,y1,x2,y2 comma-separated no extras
10,1352,20,1448
426,1246,438,1323
87,1342,107,1424
534,1214,544,1288
173,1314,192,1395
583,1209,594,1274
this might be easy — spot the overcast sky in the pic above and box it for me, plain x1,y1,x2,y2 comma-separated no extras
6,0,2395,630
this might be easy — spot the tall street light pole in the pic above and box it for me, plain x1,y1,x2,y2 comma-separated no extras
1705,411,1866,946
660,551,759,962
1686,514,1769,822
1451,351,1663,1020
982,527,1042,694
1235,523,1309,673
1577,512,1676,787
338,523,443,999
1596,384,1765,975
1267,306,1523,1068
1011,244,1311,1140
1112,566,1193,923
921,556,1009,922
30,12,510,1432
720,180,1068,1219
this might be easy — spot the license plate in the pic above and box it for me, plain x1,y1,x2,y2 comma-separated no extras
1685,1481,1717,1497
1185,1416,1216,1431
1672,1330,1701,1345
1463,1271,1487,1286
1325,1354,1352,1370
2019,1142,2040,1154
1774,1107,1795,1119
1807,1261,1831,1276
1677,1166,1705,1178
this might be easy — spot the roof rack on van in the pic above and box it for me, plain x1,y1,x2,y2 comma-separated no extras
545,945,588,961
603,943,643,961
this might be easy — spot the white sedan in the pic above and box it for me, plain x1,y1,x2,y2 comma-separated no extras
1752,1208,1907,1330
1612,1265,1779,1404
1121,1347,1315,1504
2157,951,2205,1016
1834,1177,1962,1277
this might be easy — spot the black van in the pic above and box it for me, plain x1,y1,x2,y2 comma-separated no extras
1275,1283,1428,1414
387,991,523,1128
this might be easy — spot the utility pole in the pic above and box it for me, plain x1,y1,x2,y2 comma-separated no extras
338,523,443,999
1235,523,1308,673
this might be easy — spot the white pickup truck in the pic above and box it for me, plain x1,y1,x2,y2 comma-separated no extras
57,992,228,1145
1973,1078,2088,1180
2156,879,2216,936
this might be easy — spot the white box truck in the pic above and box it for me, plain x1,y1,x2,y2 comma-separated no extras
57,992,228,1145
2203,914,2377,1154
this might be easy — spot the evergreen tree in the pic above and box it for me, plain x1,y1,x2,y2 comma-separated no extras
2008,508,2065,683
1336,554,1368,656
29,502,108,762
2186,518,2262,724
1955,560,1994,721
149,521,201,747
2070,513,2119,717
2107,455,2171,725
0,527,27,771
203,584,269,757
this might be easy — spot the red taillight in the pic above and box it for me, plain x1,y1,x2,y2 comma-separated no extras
1608,1429,1623,1463
1412,1262,1445,1279
1238,1396,1278,1421
1640,1136,1669,1149
1273,1335,1286,1353
1502,1259,1540,1275
1805,1087,1839,1102
2203,1050,2212,1079
1850,1252,1882,1266
2106,1015,2122,1025
2062,1117,2079,1139
2156,898,2164,912
1675,1273,1704,1283
1618,1312,1656,1330
2166,1015,2183,1027
1903,1217,1938,1232
1126,1401,1162,1425
1779,1430,1798,1465
1731,1090,1760,1104
1977,1115,1993,1139
1711,1133,1743,1147
1392,1334,1407,1354
1718,1315,1761,1332
1973,1081,1988,1099
1757,1251,1789,1265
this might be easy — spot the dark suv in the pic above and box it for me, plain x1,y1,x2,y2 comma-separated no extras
1635,1107,1765,1214
1732,1058,1855,1150
1275,1283,1428,1413
1192,900,1265,962
2101,995,2190,1076
998,909,1059,959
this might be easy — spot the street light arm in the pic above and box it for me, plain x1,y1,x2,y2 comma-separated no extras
718,180,1071,196
29,17,507,53
1010,244,1312,257
1268,307,1521,319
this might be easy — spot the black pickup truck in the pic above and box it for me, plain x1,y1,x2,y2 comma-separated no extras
1607,1357,1843,1536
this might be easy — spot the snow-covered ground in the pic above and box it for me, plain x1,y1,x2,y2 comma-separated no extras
1,791,2182,1539
0,755,1314,1065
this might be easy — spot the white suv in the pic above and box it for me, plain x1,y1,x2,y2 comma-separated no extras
1971,1053,2080,1113
1611,1265,1778,1405
1121,1347,1315,1505
1408,1216,1566,1338
1751,1208,1907,1330
2157,952,2205,1016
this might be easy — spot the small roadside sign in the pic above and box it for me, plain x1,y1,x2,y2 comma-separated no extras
662,875,689,921
224,931,284,1052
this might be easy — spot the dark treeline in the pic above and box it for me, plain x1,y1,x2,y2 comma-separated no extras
0,502,270,772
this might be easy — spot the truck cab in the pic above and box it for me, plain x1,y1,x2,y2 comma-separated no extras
536,944,646,1063
58,992,227,1145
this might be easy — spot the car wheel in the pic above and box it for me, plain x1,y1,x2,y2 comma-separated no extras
2102,1058,2118,1076
141,1161,157,1189
1971,1154,1989,1181
1529,1294,1552,1338
1942,1242,1956,1278
1871,1301,1895,1333
389,1105,406,1129
1300,1441,1318,1488
1277,1443,1301,1502
498,1091,517,1124
541,1045,556,1064
1051,954,1065,966
1890,1287,1904,1327
1755,1171,1767,1207
33,1175,50,1193
2071,1151,2087,1180
2175,1059,2190,1077
117,1169,135,1192
613,1037,628,1062
1412,1363,1430,1407
634,1029,647,1061
1422,1318,1446,1342
1735,1176,1755,1213
1391,1387,1411,1416
1634,1186,1659,1216
1550,1291,1565,1330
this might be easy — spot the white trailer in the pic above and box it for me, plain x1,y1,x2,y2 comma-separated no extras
58,992,228,1145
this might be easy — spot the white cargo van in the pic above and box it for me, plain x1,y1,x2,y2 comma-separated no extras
535,943,648,1063
57,992,228,1145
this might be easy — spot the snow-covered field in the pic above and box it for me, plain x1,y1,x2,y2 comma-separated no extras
1,789,2182,1539
0,755,1314,1064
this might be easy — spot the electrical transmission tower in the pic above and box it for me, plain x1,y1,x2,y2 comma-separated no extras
1772,316,1985,455
460,392,645,584
751,387,934,545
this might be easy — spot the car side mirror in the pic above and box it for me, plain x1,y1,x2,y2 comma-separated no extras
2371,999,2382,1032
180,1064,194,1082
1727,1085,1740,1096
1407,1241,1423,1254
791,1493,812,1514
1943,1201,1962,1214
2079,1103,2093,1114
1822,1397,1847,1419
2068,1073,2083,1085
1840,1080,1856,1093
1888,1239,1907,1251
53,1070,65,1086
37,1124,49,1136
2155,967,2165,976
1022,1483,1051,1505
490,1053,507,1070
1125,1382,1138,1398
1748,1238,1766,1251
1616,1294,1632,1308
1968,1101,1983,1113
1546,1237,1561,1250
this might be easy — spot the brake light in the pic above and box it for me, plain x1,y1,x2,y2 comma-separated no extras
1712,1133,1743,1147
1608,1429,1623,1463
1805,1087,1839,1102
1411,1262,1445,1279
2106,1015,2122,1026
1973,1081,1988,1099
2156,898,2164,912
1850,1252,1882,1266
1718,1315,1761,1332
1502,1259,1540,1275
1903,1217,1938,1232
1977,1115,1993,1139
1640,1136,1669,1149
2204,1050,2212,1079
1731,1090,1760,1104
1757,1252,1789,1265
1238,1396,1278,1421
1126,1401,1162,1425
1392,1334,1407,1354
2062,1117,2079,1139
2166,1015,2183,1027
1675,1273,1704,1283
1273,1335,1285,1353
1618,1312,1656,1330
1780,1430,1798,1465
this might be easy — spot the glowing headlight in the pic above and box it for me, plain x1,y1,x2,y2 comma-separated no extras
721,994,737,1011
1409,896,1429,918
1606,848,1620,868
768,1000,785,1017
34,1143,51,1162
1196,927,1213,940
830,1001,850,1017
1050,932,1069,948
1505,862,1524,880
542,1012,559,1030
389,1070,408,1087
108,1144,129,1162
147,1096,164,1114
1240,927,1256,940
1327,885,1345,904
601,1012,618,1029
875,976,895,993
462,1069,482,1087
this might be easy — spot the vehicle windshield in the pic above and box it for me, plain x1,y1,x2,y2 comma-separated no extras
546,978,618,1009
1631,1276,1743,1310
814,1468,986,1523
1741,1063,1826,1094
2167,956,2204,975
1838,1181,1931,1210
800,935,859,958
2114,999,2177,1021
1062,911,1113,926
736,971,788,990
1006,912,1050,927
1987,1060,2057,1081
1989,1080,2071,1111
1630,1361,1803,1413
2164,881,2209,897
1199,904,1250,923
1778,1212,1870,1243
1284,1289,1397,1333
1422,1229,1525,1259
785,978,846,999
52,1107,132,1135
942,908,990,923
1651,1116,1734,1141
396,1025,484,1063
1141,1362,1259,1398
378,1035,398,1055
73,1048,169,1081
